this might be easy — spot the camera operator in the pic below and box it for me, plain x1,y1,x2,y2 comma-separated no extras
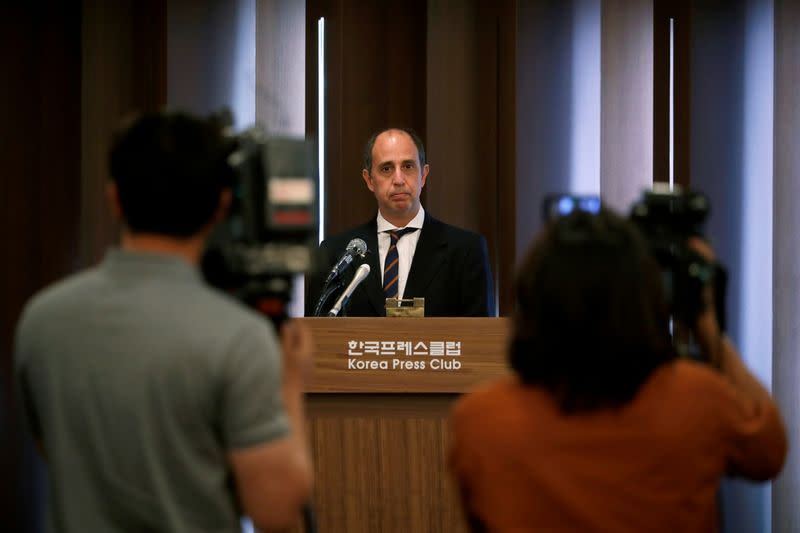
448,207,786,533
14,110,313,533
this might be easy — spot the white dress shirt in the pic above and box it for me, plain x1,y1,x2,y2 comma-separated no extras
376,206,425,299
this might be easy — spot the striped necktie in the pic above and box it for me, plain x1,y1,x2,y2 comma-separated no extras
383,227,418,298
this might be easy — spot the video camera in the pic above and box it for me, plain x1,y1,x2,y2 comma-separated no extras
628,185,726,330
201,124,318,326
544,185,727,335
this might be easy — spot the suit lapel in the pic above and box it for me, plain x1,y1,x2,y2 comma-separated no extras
404,213,447,299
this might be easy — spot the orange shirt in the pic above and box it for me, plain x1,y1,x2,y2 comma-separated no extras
449,360,786,533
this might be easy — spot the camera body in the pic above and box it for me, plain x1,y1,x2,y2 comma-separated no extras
542,187,724,331
628,185,719,327
202,126,318,323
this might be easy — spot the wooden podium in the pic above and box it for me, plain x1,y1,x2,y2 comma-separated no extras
297,317,510,533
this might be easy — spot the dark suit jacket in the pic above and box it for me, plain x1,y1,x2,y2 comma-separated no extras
305,212,495,317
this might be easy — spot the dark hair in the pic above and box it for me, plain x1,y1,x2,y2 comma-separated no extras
362,127,427,174
510,208,674,413
108,110,234,237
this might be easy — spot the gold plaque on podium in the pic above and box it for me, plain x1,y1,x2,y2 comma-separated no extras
385,297,425,317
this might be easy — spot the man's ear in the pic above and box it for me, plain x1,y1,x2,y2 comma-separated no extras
106,182,124,220
361,169,375,192
421,163,430,189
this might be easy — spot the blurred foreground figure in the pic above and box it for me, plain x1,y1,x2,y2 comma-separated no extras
449,208,786,533
15,111,313,533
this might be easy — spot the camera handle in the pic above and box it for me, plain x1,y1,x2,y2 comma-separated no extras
670,261,729,362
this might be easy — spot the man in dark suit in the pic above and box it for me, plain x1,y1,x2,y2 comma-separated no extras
305,127,495,317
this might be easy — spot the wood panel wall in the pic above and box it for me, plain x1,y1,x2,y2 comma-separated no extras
80,0,167,266
484,0,517,317
426,0,480,232
1,3,166,530
426,0,516,316
306,0,428,240
306,394,467,533
653,0,691,188
1,5,83,531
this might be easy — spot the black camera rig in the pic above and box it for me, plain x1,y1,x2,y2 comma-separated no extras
543,186,728,344
629,185,727,333
201,125,318,326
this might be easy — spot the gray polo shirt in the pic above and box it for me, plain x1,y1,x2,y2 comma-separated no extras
15,249,288,533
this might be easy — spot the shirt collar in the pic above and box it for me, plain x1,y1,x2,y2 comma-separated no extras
376,206,425,233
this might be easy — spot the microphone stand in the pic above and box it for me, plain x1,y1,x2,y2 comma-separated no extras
302,503,318,533
313,279,344,317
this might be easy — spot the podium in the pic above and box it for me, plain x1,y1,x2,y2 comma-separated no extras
298,317,511,533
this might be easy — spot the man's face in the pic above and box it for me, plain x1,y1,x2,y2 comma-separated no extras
362,130,429,225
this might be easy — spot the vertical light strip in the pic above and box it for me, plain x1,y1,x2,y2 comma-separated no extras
317,17,326,243
669,17,675,190
665,16,677,348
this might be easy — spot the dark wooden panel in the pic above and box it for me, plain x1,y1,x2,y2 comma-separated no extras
306,394,467,533
1,5,83,530
426,0,480,231
307,0,428,239
1,4,83,380
653,0,691,188
672,2,691,189
1,2,167,530
653,0,669,185
485,0,516,316
427,0,517,316
80,0,167,266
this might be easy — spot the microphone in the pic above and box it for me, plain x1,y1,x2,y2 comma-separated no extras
327,264,371,317
325,238,367,284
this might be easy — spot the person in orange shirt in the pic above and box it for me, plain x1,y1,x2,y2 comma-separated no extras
448,207,786,533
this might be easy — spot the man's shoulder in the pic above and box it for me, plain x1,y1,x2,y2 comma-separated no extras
424,215,486,246
20,268,102,323
17,262,265,336
15,268,106,362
